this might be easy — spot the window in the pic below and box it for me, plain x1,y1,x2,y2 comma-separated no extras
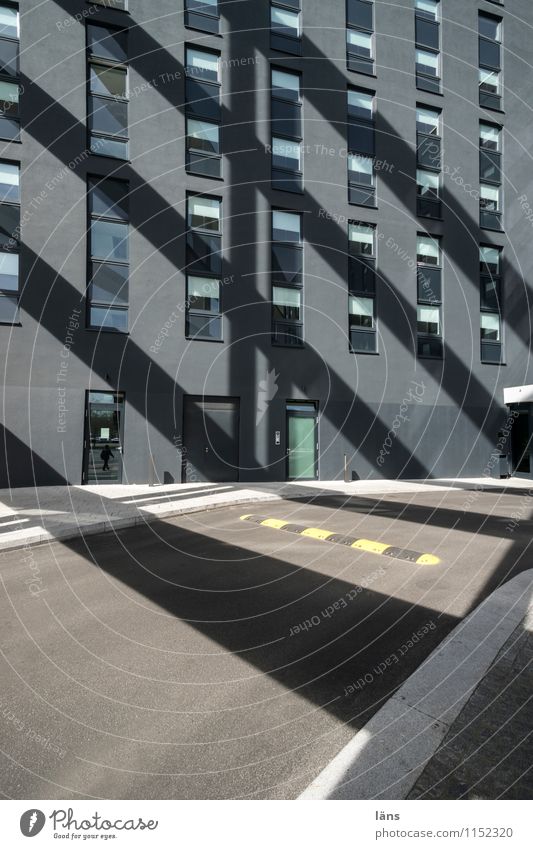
272,68,300,102
0,5,19,141
185,0,220,35
272,287,302,345
417,168,440,218
185,46,219,82
417,235,442,358
271,1,301,56
415,0,439,21
346,0,374,75
348,222,377,352
480,184,502,230
92,0,127,8
271,68,302,193
480,245,503,363
417,306,440,334
416,105,441,169
0,159,19,324
88,177,129,331
271,209,303,345
186,195,222,340
87,24,128,159
348,88,376,207
185,47,222,178
479,13,502,110
271,137,302,193
479,123,502,230
415,0,440,93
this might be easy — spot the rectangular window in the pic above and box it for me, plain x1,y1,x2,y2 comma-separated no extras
0,4,19,141
417,234,442,358
479,12,502,110
186,194,222,340
417,305,440,335
415,0,440,93
350,295,374,328
93,0,128,8
415,0,439,21
348,222,377,352
0,158,19,323
417,234,441,302
271,127,303,193
271,67,302,178
87,23,129,159
271,1,302,56
88,177,129,331
480,244,503,363
271,208,303,345
416,105,441,169
185,0,220,35
185,46,222,178
348,88,376,207
186,46,219,82
272,68,300,102
417,168,441,218
479,122,502,230
346,0,374,75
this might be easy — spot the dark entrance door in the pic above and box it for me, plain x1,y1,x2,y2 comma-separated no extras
511,408,532,476
183,397,240,482
286,402,318,480
83,391,125,484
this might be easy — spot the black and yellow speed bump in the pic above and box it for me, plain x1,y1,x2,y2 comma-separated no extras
240,514,440,565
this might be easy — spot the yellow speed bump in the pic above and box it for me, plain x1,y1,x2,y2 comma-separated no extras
240,514,440,565
260,518,289,530
301,527,334,541
351,539,390,555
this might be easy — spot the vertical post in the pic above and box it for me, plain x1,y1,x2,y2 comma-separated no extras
149,454,157,487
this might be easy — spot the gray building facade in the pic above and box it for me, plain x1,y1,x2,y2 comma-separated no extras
1,0,532,488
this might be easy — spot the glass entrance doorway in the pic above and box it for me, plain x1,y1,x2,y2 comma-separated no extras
286,402,318,480
83,392,125,484
511,407,533,478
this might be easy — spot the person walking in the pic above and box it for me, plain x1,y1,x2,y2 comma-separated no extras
100,444,114,472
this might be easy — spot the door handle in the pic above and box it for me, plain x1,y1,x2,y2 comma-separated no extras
205,447,209,453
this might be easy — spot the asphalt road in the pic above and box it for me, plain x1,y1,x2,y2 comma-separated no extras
0,485,531,799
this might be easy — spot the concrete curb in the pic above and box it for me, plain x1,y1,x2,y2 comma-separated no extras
299,568,533,800
0,491,282,554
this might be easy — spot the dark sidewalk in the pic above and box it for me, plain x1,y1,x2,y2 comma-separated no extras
409,618,533,800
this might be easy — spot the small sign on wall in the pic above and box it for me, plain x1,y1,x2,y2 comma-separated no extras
275,430,281,446
100,428,110,439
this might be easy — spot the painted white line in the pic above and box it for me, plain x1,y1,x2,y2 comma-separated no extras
120,486,233,505
0,518,30,528
299,569,533,800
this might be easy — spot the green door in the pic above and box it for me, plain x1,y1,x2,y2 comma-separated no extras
287,403,318,480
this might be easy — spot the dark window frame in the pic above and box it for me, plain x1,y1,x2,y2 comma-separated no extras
478,12,502,110
0,2,20,143
347,87,376,208
346,0,375,76
186,193,223,341
271,208,304,347
270,0,302,56
480,243,504,364
87,175,129,333
348,221,377,353
0,157,19,324
87,22,129,161
184,0,220,35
